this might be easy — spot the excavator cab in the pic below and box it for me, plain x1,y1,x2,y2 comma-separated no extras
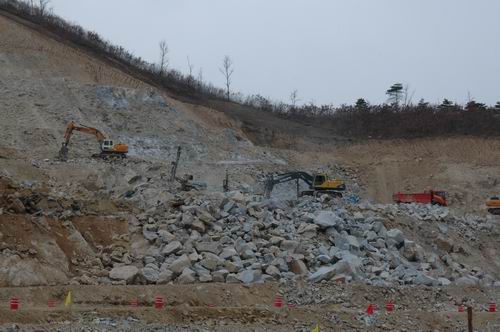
100,140,128,155
313,174,346,191
101,140,114,151
313,175,326,186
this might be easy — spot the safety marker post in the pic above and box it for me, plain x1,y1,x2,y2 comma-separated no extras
364,304,377,327
130,298,139,308
386,301,394,313
47,299,56,308
10,298,19,311
366,304,375,316
488,300,496,313
154,295,165,309
458,305,465,313
274,294,283,309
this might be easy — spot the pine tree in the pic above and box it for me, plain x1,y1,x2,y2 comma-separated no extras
355,98,369,110
417,98,429,107
439,98,454,110
465,100,486,111
385,83,403,106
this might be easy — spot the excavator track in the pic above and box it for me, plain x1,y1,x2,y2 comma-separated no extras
487,208,500,215
300,190,343,198
92,152,126,160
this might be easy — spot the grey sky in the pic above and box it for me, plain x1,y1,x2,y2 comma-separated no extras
50,0,500,106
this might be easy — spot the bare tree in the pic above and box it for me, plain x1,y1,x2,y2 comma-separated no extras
186,56,194,86
158,40,169,76
219,55,234,100
37,0,51,17
186,56,194,77
290,89,299,107
29,0,35,15
403,84,415,107
197,68,204,88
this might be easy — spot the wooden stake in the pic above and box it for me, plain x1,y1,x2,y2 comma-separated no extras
467,306,473,332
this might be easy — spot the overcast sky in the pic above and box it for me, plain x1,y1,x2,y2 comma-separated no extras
50,0,500,106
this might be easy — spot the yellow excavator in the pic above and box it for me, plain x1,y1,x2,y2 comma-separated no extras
486,196,500,215
264,172,346,198
58,121,128,160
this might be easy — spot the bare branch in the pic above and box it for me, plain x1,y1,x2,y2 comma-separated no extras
37,0,51,17
197,68,203,88
186,56,194,77
158,40,169,76
290,89,299,107
219,55,234,100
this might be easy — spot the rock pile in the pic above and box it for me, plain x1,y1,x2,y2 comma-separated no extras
108,190,499,287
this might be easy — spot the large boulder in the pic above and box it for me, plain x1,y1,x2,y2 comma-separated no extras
177,268,196,284
265,265,281,278
334,234,360,253
308,253,363,283
308,266,337,283
140,264,160,284
142,226,158,242
161,241,182,256
157,230,176,243
194,266,213,282
413,273,438,286
169,254,191,274
313,211,343,229
386,229,405,246
236,269,262,284
109,265,139,283
190,220,206,233
280,240,299,252
212,269,229,282
157,270,174,284
296,223,318,238
401,240,425,262
219,247,238,259
200,253,223,271
195,242,222,255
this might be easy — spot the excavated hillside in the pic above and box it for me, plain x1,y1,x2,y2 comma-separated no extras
0,9,499,331
1,11,499,206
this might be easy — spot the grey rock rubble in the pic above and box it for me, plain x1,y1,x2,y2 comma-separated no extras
107,188,500,287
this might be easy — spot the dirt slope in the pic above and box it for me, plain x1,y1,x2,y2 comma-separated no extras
1,11,499,206
1,9,500,331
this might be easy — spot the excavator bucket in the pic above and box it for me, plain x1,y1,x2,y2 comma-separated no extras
58,144,68,161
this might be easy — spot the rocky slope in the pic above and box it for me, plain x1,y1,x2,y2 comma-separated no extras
2,173,499,289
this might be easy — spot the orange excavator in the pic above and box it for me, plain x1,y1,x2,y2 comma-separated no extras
58,121,128,160
486,196,500,215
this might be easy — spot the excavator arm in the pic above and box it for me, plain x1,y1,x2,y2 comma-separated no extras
264,172,314,197
63,121,106,146
264,171,346,198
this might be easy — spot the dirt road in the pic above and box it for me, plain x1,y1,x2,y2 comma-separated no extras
0,283,498,331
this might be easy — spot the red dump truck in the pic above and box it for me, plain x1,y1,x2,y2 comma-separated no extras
392,190,447,206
